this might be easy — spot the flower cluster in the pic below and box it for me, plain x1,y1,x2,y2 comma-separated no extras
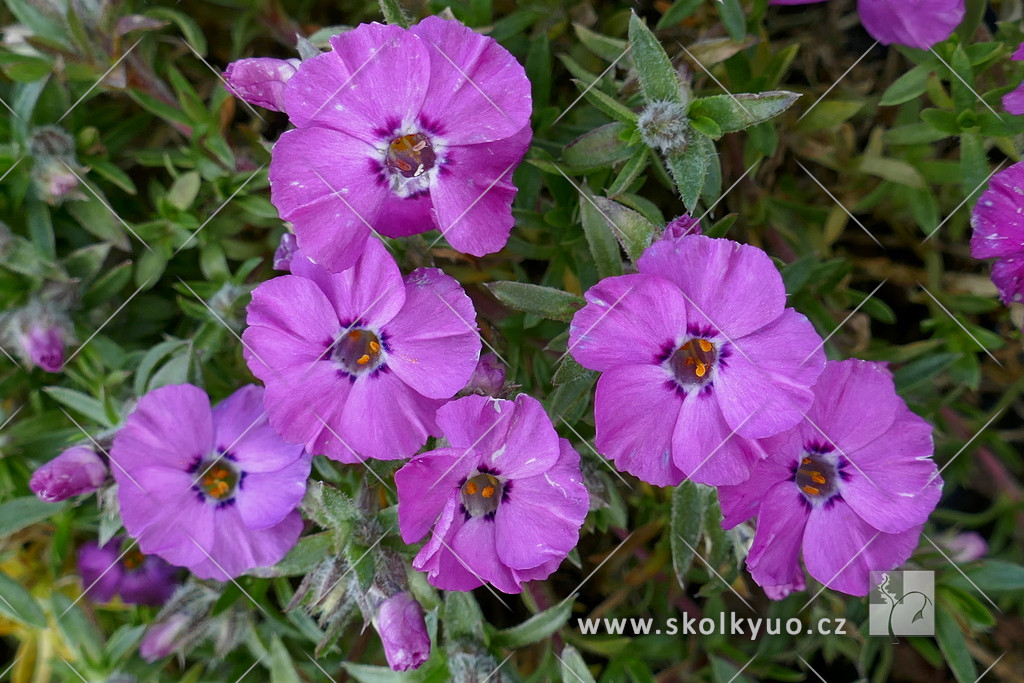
570,234,942,596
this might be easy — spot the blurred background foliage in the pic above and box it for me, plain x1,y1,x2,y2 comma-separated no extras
1,0,1023,681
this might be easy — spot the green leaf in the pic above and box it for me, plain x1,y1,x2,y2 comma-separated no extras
880,65,930,106
378,0,410,26
167,171,201,211
935,605,977,683
656,0,703,29
268,635,302,683
574,23,628,64
563,122,637,170
793,100,865,132
590,196,655,263
670,481,710,589
858,157,926,189
579,186,624,279
43,386,114,427
553,355,596,386
665,133,714,211
486,282,585,322
607,148,650,197
444,591,485,642
0,570,47,628
0,497,66,537
52,593,104,661
491,600,573,648
688,91,800,133
302,481,361,536
947,559,1024,594
67,197,131,251
559,645,597,683
689,114,723,139
718,0,747,42
573,80,638,125
628,13,682,104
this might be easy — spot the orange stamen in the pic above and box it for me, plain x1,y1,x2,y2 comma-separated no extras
357,354,371,365
464,481,478,495
801,457,812,465
369,341,381,354
698,339,713,352
802,485,820,496
811,473,826,485
695,362,706,378
481,486,495,498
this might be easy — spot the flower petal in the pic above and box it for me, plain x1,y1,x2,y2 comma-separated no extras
451,516,521,593
671,389,764,486
337,368,441,461
397,448,477,543
284,23,430,141
429,125,530,257
383,268,481,399
745,481,809,591
857,0,964,50
804,360,903,453
111,384,213,472
413,496,483,591
803,497,922,596
261,362,354,459
223,57,299,112
485,394,560,479
713,309,824,439
970,161,1024,260
495,439,588,570
570,273,688,373
188,507,303,581
638,236,786,339
376,191,436,238
434,393,513,452
411,16,532,145
235,454,312,530
593,365,685,487
718,450,794,529
991,256,1024,305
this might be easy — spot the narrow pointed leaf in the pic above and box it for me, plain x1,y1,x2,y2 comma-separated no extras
628,13,682,104
665,133,714,211
688,91,800,133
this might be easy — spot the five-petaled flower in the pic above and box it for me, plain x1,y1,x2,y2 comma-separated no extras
569,235,826,487
971,161,1024,306
235,17,532,272
718,360,942,597
243,239,481,462
396,394,588,594
111,384,311,580
78,537,179,607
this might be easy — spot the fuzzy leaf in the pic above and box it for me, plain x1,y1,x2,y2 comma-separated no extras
591,196,655,263
579,186,624,279
628,13,682,104
486,282,585,322
490,600,573,648
670,481,710,589
688,92,799,133
564,122,637,170
665,133,714,211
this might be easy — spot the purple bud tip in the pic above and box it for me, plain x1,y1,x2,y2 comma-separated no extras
465,353,506,396
663,214,702,240
375,592,431,672
30,447,107,502
23,323,65,372
139,613,189,662
273,232,298,271
224,58,301,113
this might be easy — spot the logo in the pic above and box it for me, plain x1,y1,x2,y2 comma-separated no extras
868,570,934,642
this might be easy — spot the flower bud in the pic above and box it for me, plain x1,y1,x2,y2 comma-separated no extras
273,232,298,271
374,592,430,672
139,613,189,662
942,531,987,563
29,125,84,205
224,58,300,112
30,446,107,502
21,322,65,372
463,353,505,396
662,214,701,239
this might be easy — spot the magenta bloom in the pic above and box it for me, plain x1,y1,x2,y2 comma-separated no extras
971,161,1024,305
244,239,481,462
718,360,942,597
396,394,588,594
30,446,107,502
224,57,300,112
771,0,964,50
22,322,64,372
78,537,178,606
1004,44,1024,115
259,17,532,272
569,236,825,487
111,384,311,580
374,592,431,671
663,214,701,239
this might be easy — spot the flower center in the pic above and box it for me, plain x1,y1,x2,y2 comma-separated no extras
668,338,717,385
385,133,435,179
122,547,146,571
461,473,503,518
331,328,383,374
199,460,240,501
794,452,840,500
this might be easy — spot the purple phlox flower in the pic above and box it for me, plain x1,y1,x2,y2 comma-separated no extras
78,537,178,606
244,238,481,462
22,322,65,372
770,0,964,50
264,17,532,272
374,591,431,671
1003,43,1024,115
462,352,506,396
970,161,1024,305
111,384,311,580
224,57,301,112
396,394,588,594
718,360,942,598
663,214,701,239
273,232,298,271
569,235,826,487
30,446,107,502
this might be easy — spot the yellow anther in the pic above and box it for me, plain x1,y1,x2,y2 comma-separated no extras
802,485,820,496
698,339,713,352
695,362,707,378
464,481,478,495
801,457,812,465
369,341,381,354
348,330,362,340
357,354,371,365
481,486,495,499
811,473,826,485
